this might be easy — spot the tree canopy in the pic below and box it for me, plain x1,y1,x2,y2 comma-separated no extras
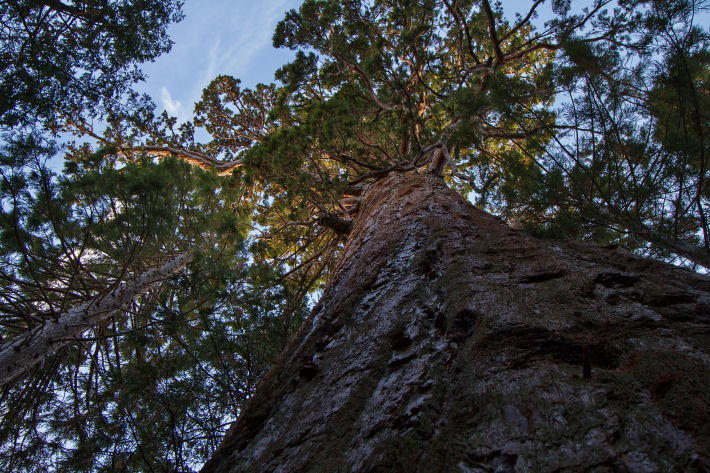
1,0,709,471
0,0,183,128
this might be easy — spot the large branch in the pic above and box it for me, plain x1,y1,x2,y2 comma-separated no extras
627,223,710,269
122,146,243,175
65,121,243,175
426,144,457,177
0,252,192,387
442,0,481,65
481,0,504,67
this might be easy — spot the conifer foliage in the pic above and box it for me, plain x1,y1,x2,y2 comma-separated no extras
0,0,183,127
0,0,709,471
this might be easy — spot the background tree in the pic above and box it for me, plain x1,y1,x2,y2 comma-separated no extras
0,137,318,470
0,0,183,128
495,0,710,269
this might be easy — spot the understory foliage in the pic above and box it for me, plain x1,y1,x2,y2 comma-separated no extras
0,0,708,471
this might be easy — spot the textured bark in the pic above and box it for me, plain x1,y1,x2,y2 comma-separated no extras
0,252,191,386
203,172,710,473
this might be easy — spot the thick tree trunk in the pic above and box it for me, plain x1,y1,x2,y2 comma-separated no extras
0,252,191,386
203,172,710,473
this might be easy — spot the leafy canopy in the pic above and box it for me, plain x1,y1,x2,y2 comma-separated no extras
0,0,183,128
2,0,710,471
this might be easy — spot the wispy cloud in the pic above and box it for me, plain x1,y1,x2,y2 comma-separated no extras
160,87,185,120
198,38,223,92
190,1,293,114
139,0,300,125
198,0,291,86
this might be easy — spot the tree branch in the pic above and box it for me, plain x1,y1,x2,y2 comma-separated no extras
121,146,243,175
499,0,545,44
0,252,192,386
65,121,243,175
442,0,481,65
481,0,505,67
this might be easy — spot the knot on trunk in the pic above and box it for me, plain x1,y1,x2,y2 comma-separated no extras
317,213,353,235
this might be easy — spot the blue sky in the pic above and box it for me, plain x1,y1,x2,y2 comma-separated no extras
137,0,709,125
137,0,302,124
136,0,551,124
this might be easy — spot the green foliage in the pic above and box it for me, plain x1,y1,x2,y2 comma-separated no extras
3,0,710,471
194,77,277,160
499,0,710,267
0,138,294,472
0,0,183,128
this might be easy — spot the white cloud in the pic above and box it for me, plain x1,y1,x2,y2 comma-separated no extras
136,1,300,126
197,0,292,87
160,86,185,120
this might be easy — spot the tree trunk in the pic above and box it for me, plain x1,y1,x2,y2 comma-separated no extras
202,172,710,473
0,252,191,386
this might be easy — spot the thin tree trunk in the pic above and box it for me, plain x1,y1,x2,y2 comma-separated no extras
634,223,710,269
0,252,191,386
203,172,710,472
598,207,710,269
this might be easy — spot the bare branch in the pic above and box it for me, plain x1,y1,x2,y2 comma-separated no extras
65,120,242,174
500,0,545,44
120,146,243,175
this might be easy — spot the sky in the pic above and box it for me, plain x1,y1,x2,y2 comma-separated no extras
136,0,303,124
136,0,710,126
135,0,552,125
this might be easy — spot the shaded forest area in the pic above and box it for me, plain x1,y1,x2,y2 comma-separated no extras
0,0,709,471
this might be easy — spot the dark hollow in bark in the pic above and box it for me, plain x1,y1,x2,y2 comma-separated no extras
203,172,710,473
